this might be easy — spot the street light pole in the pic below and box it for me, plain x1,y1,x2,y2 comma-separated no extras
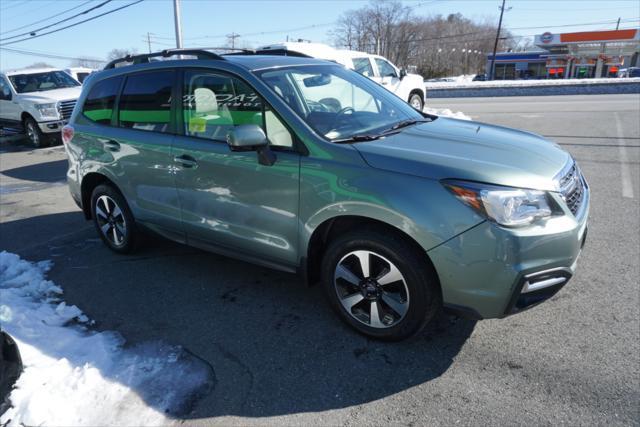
173,0,183,49
489,0,507,80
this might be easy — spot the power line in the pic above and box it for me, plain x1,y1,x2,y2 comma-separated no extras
0,0,30,12
0,0,96,36
0,46,105,63
0,0,145,46
0,0,113,42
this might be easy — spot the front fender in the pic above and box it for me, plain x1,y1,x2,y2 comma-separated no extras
299,159,484,257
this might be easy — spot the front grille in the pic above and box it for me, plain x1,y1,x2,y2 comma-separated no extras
558,163,585,216
58,99,77,120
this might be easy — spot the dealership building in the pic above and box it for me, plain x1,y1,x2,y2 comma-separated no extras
486,29,640,79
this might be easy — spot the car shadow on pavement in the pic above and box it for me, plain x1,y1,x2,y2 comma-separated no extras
1,159,68,183
2,212,476,420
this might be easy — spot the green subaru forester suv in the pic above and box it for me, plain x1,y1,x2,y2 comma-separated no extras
63,49,589,341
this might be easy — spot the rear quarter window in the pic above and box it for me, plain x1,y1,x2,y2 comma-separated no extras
82,76,123,125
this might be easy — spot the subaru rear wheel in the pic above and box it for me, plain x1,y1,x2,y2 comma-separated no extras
91,184,136,253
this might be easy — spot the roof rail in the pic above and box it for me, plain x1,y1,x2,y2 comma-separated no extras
253,48,312,58
102,46,313,70
103,48,225,70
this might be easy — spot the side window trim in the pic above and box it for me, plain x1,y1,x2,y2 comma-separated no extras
111,75,127,128
178,67,306,154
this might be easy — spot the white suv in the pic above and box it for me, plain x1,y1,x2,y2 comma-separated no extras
257,42,426,110
0,68,82,147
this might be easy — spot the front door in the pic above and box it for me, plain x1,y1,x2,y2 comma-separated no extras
172,69,300,266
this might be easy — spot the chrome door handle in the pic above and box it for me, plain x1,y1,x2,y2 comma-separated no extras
173,155,198,168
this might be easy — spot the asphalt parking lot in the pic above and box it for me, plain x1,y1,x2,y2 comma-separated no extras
1,93,639,425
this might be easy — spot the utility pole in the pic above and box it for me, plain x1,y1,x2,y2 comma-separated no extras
146,32,152,53
227,32,240,49
173,0,183,49
616,17,620,30
489,0,510,80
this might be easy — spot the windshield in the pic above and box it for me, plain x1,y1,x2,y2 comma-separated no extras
257,64,425,142
8,70,80,93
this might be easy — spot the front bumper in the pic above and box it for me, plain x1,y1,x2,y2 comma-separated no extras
428,186,589,319
37,119,66,134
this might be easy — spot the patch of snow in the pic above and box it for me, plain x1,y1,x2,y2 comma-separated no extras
425,77,640,89
0,251,213,426
423,107,472,121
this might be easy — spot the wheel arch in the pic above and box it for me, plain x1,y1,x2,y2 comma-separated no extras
20,112,35,124
303,214,441,297
80,172,121,220
408,88,424,105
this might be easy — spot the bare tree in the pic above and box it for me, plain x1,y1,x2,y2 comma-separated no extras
330,1,517,78
106,48,138,61
71,57,104,69
24,62,54,69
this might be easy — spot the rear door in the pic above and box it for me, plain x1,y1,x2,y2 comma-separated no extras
352,57,375,79
171,68,300,266
0,76,21,125
86,70,183,240
373,57,402,95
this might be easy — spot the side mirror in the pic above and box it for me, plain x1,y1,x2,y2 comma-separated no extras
226,124,276,166
0,90,11,101
399,68,407,80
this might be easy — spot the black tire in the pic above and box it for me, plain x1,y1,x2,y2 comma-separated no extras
90,184,137,254
321,228,441,341
408,92,424,111
23,117,46,148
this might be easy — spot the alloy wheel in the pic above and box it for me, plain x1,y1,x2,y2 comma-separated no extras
334,250,410,328
95,195,127,247
26,122,39,146
410,96,423,110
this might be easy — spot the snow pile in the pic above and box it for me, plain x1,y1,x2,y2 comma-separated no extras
0,251,213,426
423,107,472,120
424,76,640,89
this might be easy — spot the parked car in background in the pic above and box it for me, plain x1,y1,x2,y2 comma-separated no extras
617,67,640,78
0,68,82,147
63,49,589,341
64,67,96,83
472,73,487,81
257,42,427,110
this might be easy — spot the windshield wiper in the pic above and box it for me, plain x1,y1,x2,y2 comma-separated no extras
384,118,431,134
332,133,383,144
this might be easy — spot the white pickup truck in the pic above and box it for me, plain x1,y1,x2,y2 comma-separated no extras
0,68,82,147
257,42,426,110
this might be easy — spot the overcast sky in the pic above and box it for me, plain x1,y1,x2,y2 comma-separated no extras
1,0,638,70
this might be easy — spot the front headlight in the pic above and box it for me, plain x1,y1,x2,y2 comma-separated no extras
443,180,553,227
35,103,59,120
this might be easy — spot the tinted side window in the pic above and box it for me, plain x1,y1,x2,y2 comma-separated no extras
118,70,173,133
82,76,122,125
353,58,373,77
183,70,293,148
0,78,11,100
375,58,397,78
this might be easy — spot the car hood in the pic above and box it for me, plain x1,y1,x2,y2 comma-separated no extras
17,86,82,102
353,117,570,191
